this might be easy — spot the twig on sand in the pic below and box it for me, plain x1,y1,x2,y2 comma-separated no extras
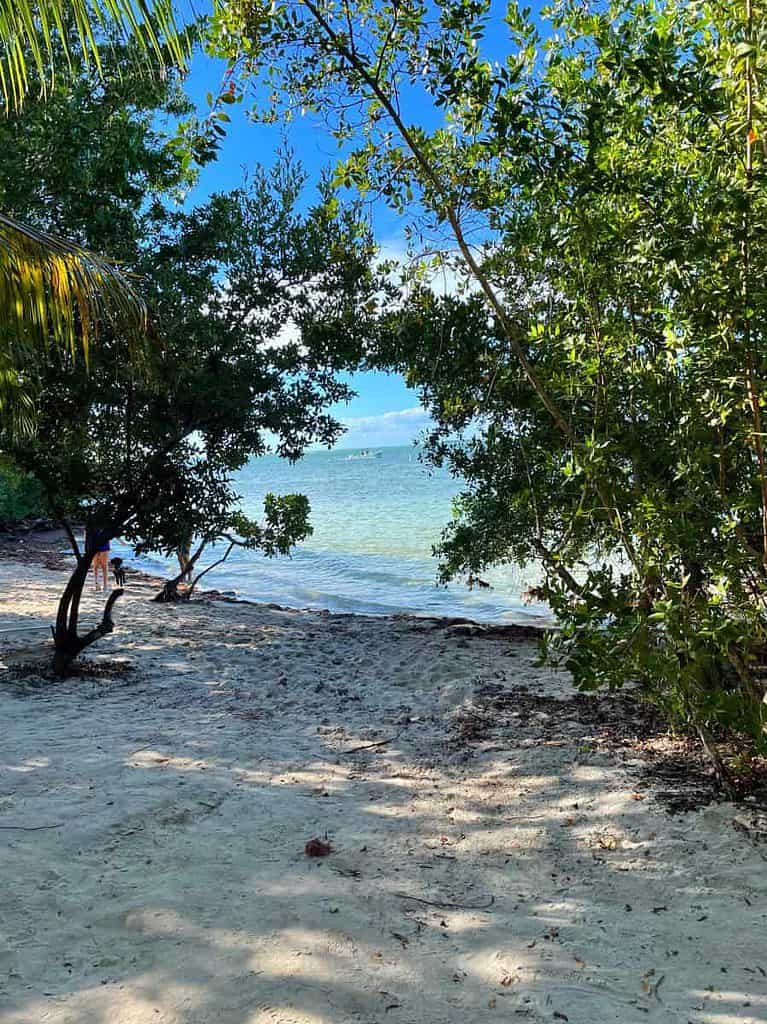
0,823,63,831
340,733,401,755
393,892,495,910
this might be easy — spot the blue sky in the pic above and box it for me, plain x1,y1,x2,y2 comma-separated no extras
181,43,428,449
179,2,549,448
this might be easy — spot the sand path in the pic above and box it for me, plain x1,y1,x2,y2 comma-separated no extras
0,562,766,1024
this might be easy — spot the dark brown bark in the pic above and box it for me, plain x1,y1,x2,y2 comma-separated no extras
52,559,124,676
153,539,239,601
187,541,235,597
153,538,209,602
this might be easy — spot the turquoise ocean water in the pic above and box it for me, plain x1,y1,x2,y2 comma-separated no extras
121,445,549,623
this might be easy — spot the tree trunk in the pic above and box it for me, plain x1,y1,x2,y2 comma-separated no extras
153,573,188,603
52,559,124,676
153,539,209,602
695,724,735,801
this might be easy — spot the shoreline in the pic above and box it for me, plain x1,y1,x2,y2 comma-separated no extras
0,524,551,640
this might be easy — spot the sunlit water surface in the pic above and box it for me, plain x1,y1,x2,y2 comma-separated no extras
120,445,549,623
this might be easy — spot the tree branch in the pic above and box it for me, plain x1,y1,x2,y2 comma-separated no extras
76,588,124,651
188,540,236,596
56,514,81,560
301,0,576,441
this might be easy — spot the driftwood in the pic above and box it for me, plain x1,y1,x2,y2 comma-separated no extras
338,734,401,755
393,892,496,910
0,823,63,831
695,724,736,800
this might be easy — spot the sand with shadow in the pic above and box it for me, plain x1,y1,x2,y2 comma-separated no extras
1,561,766,1024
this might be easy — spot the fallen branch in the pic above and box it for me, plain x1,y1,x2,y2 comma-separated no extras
393,891,495,910
339,733,401,755
0,823,63,830
734,817,767,836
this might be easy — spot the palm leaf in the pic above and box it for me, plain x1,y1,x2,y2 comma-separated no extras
0,358,37,438
0,0,190,111
0,211,149,360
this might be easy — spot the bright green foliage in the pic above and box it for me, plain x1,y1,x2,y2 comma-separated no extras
213,0,767,750
0,0,190,112
0,24,196,433
9,165,376,557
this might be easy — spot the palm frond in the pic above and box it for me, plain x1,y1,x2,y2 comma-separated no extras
0,359,36,438
0,0,190,111
0,211,149,361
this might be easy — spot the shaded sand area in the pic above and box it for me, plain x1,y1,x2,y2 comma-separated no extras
1,561,767,1024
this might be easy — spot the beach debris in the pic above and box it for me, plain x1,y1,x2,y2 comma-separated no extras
467,575,491,590
595,831,619,850
339,733,401,755
304,837,332,857
331,864,362,878
393,891,495,910
0,822,63,830
641,969,665,1001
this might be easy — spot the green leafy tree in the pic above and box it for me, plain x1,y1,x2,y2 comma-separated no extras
0,458,44,523
8,171,378,675
0,27,193,432
213,0,767,777
1,43,379,674
0,3,191,431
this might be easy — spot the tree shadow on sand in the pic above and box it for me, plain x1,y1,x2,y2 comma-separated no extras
2,611,767,1024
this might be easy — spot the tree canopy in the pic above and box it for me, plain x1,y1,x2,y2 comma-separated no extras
0,5,194,425
1,39,381,672
0,0,189,112
210,0,767,760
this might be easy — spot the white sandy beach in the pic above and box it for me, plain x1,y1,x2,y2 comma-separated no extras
1,560,766,1024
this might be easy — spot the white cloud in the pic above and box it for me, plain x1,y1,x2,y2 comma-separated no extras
377,236,477,298
337,405,433,449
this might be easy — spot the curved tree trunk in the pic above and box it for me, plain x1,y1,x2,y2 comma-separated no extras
52,558,124,676
153,569,189,603
153,538,209,602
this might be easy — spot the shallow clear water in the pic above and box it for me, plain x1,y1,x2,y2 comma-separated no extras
122,445,549,623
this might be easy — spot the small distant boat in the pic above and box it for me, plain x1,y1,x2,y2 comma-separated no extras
346,449,383,461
